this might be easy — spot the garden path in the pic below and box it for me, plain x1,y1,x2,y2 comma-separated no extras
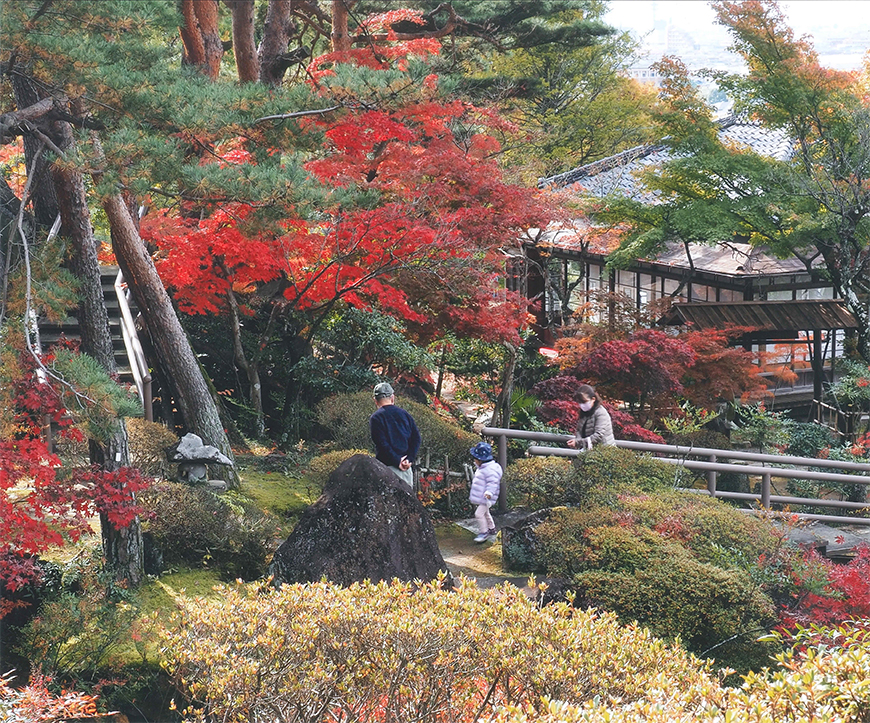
781,520,870,562
435,512,535,596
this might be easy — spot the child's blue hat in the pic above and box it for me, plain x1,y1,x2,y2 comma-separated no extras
470,442,494,462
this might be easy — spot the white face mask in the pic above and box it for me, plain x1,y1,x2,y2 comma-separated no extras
579,400,594,412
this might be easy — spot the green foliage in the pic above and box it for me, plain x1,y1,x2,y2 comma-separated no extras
314,391,479,463
506,448,683,511
662,401,721,438
620,490,784,567
575,445,685,501
731,403,791,453
533,506,778,673
828,358,870,423
160,577,718,722
784,420,836,459
301,449,371,493
139,482,280,581
48,348,142,440
505,456,584,509
318,307,434,378
16,549,139,679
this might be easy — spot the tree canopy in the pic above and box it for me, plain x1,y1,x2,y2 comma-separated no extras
600,0,870,361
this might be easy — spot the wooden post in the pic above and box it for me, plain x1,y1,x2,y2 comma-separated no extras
762,473,771,508
444,454,450,510
497,434,508,512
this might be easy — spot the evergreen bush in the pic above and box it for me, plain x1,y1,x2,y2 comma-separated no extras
301,449,370,492
139,482,279,581
160,577,718,722
314,391,479,464
532,508,777,673
575,446,684,499
504,456,579,509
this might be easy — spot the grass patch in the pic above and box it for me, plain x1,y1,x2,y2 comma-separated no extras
239,469,319,519
120,568,225,664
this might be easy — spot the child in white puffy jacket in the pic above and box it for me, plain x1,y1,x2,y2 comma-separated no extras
468,442,503,543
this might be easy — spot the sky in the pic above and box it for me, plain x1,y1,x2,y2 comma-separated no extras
603,1,870,70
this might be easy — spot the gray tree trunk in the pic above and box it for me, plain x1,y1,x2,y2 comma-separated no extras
100,193,239,487
51,112,144,586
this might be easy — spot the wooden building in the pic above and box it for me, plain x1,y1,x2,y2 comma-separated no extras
516,116,858,417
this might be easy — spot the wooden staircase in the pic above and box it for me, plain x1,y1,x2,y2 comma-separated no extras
37,265,153,420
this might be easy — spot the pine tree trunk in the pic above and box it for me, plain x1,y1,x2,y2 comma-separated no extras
51,113,144,586
331,0,351,51
10,69,58,229
101,193,239,487
179,0,223,79
258,0,293,86
225,0,258,82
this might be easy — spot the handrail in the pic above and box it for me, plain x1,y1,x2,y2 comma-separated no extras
114,270,152,422
526,445,870,485
482,427,870,473
482,426,870,525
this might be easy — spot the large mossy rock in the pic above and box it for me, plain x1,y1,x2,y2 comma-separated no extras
270,455,451,586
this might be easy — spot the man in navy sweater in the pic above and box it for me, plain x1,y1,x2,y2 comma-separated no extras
369,382,421,488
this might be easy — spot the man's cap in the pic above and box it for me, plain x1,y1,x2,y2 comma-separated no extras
373,382,395,399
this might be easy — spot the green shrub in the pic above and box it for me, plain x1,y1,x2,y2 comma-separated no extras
505,449,683,511
139,482,280,581
127,418,178,478
161,577,718,722
504,456,580,509
575,446,683,502
16,548,138,678
526,501,780,674
301,448,370,492
314,391,479,463
620,490,784,566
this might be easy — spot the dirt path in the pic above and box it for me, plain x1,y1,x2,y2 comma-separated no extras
435,520,534,594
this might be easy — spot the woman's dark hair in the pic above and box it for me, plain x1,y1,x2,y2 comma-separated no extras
577,384,599,402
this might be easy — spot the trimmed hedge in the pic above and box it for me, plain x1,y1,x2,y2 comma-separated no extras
315,391,480,463
139,482,280,581
161,577,718,722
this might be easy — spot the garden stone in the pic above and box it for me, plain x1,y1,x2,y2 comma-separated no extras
270,454,451,587
501,508,555,573
165,432,233,483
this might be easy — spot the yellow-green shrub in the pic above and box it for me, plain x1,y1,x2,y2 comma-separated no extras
315,391,479,463
161,577,718,722
301,448,370,492
493,626,870,722
127,418,178,477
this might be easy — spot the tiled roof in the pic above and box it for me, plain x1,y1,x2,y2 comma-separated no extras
538,115,794,195
652,241,818,277
660,300,858,332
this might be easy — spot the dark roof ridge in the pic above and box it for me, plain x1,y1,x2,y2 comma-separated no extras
538,113,765,190
538,142,668,189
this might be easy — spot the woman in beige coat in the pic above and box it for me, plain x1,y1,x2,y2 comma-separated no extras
567,384,615,450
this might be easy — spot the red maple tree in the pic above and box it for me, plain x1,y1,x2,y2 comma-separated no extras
0,349,149,608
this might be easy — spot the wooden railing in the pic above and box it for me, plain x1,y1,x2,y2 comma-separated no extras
114,270,153,422
482,426,870,525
